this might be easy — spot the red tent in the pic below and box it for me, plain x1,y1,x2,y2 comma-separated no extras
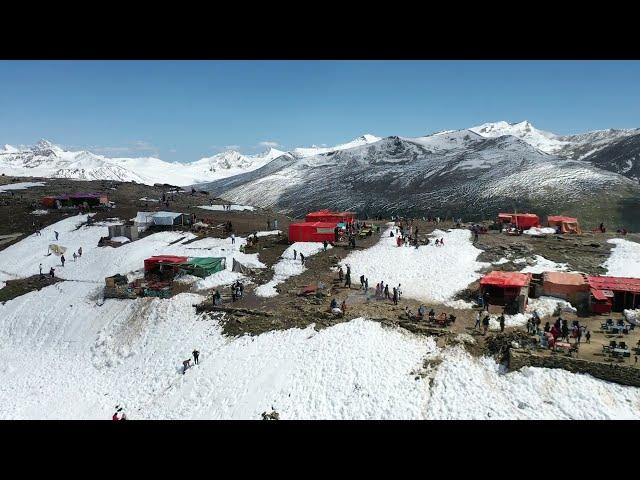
480,271,532,288
480,271,532,312
497,213,540,229
305,210,355,224
144,255,189,272
547,215,582,234
288,222,337,242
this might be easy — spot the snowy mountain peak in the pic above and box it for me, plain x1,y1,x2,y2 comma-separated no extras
2,144,19,153
470,121,567,153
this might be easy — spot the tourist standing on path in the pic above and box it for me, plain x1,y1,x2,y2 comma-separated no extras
364,278,368,293
49,267,55,278
61,255,65,267
360,275,365,289
192,349,200,365
585,330,591,343
474,311,481,330
482,315,490,335
384,284,390,299
393,287,398,305
323,240,328,252
39,263,43,276
300,253,305,265
499,314,505,332
344,273,351,289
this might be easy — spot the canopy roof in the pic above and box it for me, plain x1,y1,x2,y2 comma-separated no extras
480,271,532,288
548,215,578,223
588,276,640,294
543,271,588,286
290,221,342,228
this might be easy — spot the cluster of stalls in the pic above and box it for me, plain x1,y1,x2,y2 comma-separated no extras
288,210,356,243
479,270,640,315
104,255,226,299
42,193,109,209
496,212,582,234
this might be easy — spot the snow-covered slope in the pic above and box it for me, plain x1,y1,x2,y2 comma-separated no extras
200,129,640,228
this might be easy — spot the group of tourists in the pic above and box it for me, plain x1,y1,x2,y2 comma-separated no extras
231,280,244,302
373,280,403,305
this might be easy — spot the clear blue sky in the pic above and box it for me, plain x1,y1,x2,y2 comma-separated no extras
1,60,638,162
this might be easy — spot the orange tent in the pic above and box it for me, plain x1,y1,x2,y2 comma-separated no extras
548,215,582,234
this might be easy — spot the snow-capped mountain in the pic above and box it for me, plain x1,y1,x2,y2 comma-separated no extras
0,136,379,186
470,121,568,154
200,129,640,228
471,121,640,180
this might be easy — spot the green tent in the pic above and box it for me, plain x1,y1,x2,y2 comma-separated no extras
183,257,226,278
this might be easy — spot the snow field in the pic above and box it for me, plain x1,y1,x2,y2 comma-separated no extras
198,204,255,211
604,238,640,278
0,181,46,192
340,225,489,305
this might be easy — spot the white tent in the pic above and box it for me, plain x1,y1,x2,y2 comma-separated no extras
151,211,183,226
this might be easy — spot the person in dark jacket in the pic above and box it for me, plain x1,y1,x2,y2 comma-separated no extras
499,314,505,332
300,253,305,265
482,315,490,335
49,267,55,278
323,240,328,252
483,292,490,311
330,298,338,310
192,349,200,365
61,254,65,267
360,275,365,289
384,284,390,299
392,287,398,305
344,273,351,289
293,249,297,260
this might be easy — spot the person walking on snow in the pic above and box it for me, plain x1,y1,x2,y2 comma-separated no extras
54,231,59,241
344,273,351,289
192,349,200,365
360,275,365,289
61,255,65,267
231,233,235,245
293,249,297,260
73,252,77,262
78,247,82,257
49,267,55,278
300,253,305,265
39,263,43,276
182,359,192,374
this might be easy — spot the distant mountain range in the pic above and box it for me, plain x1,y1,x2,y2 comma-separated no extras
198,122,640,229
2,122,639,227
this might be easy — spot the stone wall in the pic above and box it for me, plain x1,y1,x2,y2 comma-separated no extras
509,349,640,388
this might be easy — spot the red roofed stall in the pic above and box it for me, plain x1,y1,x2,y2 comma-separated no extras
480,271,533,313
305,210,356,224
144,255,189,279
497,213,540,229
587,276,640,313
288,222,338,243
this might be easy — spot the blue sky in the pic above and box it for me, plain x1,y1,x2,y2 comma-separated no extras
0,60,638,162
